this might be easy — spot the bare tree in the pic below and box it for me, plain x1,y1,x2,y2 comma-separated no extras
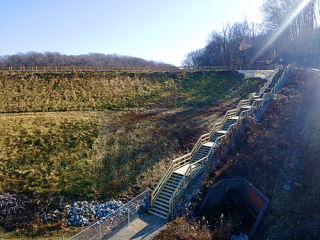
261,0,320,65
0,52,173,67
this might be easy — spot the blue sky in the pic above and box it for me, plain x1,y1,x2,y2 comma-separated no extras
0,0,263,65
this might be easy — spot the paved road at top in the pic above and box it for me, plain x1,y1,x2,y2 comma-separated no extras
238,70,274,80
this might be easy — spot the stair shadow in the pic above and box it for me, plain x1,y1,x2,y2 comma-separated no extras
109,213,167,240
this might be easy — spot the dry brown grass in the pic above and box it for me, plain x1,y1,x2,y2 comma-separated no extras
0,70,267,238
0,111,100,199
0,71,265,200
154,218,213,240
169,69,320,239
94,106,225,199
0,71,248,113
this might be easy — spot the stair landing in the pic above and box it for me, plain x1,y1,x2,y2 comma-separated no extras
174,164,191,175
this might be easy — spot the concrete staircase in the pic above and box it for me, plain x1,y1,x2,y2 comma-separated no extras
148,108,248,219
149,172,184,218
149,99,256,219
149,65,294,220
191,144,212,163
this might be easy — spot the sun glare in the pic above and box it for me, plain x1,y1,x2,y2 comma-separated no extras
252,0,313,63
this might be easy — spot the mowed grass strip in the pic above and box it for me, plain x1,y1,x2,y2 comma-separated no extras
0,71,245,113
0,112,100,198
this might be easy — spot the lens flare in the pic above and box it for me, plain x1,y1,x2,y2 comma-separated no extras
252,0,313,63
239,37,253,51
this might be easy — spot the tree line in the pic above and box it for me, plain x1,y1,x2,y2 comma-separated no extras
0,52,172,68
183,0,320,68
2,0,319,69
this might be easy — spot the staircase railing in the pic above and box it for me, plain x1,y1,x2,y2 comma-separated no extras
171,155,208,211
151,65,294,216
151,69,278,209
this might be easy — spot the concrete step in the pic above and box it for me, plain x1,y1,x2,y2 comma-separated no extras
157,192,171,200
229,116,239,120
164,184,177,192
221,120,238,131
163,185,176,193
160,190,173,198
241,105,251,109
203,141,215,148
166,182,179,189
211,132,226,141
171,173,184,179
152,203,170,213
193,152,209,158
154,199,170,208
156,195,171,204
217,130,227,134
171,173,182,178
168,178,182,184
149,208,168,219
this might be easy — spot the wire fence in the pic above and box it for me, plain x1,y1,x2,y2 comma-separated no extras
67,189,149,240
0,65,275,73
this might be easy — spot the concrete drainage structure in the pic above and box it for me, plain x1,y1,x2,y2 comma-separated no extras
199,178,270,238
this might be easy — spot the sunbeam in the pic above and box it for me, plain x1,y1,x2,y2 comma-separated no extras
252,0,313,64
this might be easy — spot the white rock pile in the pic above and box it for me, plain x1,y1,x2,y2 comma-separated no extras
65,200,123,226
1,192,149,228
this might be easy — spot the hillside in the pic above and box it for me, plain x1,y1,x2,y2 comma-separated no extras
156,69,320,239
0,70,266,238
1,71,252,113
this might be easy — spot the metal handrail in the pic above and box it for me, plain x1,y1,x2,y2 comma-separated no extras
151,64,294,217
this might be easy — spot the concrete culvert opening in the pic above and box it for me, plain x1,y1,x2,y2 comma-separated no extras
226,188,244,205
204,187,255,237
199,178,270,239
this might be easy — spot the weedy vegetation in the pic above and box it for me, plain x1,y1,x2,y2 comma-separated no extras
0,70,266,238
0,112,99,199
1,71,259,112
157,69,320,239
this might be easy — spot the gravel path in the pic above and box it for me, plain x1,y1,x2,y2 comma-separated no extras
107,213,167,240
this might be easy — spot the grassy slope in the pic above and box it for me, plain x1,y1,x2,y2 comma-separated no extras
156,69,320,239
0,71,264,199
0,71,246,112
0,70,266,238
0,112,99,198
